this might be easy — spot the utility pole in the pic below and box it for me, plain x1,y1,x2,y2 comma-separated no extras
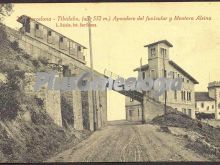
209,72,210,82
140,57,145,124
88,16,97,131
162,53,167,116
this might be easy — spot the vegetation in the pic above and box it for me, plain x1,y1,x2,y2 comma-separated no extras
0,4,13,22
0,68,25,120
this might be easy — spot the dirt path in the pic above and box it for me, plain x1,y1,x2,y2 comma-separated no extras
47,121,209,162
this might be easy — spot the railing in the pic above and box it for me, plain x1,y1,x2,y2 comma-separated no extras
104,69,123,80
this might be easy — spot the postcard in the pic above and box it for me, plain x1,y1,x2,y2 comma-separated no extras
0,2,220,163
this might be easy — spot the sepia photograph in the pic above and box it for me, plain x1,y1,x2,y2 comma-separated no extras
0,2,220,163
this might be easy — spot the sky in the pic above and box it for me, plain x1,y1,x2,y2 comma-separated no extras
3,2,220,120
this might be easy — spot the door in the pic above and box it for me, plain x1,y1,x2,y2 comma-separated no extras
188,109,192,117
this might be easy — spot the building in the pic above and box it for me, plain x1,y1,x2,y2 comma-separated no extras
17,15,86,65
126,40,199,121
125,97,142,121
195,81,220,120
4,15,107,131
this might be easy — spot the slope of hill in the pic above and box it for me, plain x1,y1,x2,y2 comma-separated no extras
0,25,90,163
151,109,220,160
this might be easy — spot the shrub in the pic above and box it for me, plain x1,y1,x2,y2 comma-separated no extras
0,24,7,43
34,97,44,109
32,59,40,68
7,69,25,91
10,41,19,51
0,83,20,120
0,69,26,120
38,56,49,66
23,53,31,59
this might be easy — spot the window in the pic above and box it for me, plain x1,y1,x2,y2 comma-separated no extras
174,90,177,100
172,72,175,79
78,46,82,52
151,69,156,79
182,78,184,82
142,72,145,79
35,24,39,30
138,109,140,116
48,31,52,36
187,80,189,83
162,69,167,77
160,48,167,57
186,92,191,101
63,66,71,77
130,98,133,102
178,74,180,77
207,106,209,111
129,110,132,117
182,108,186,114
181,91,186,100
201,102,204,108
218,103,220,109
188,109,192,117
212,105,214,109
151,48,156,56
195,103,197,108
60,37,64,42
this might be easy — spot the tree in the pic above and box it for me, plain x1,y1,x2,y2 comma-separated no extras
0,4,13,42
0,4,13,22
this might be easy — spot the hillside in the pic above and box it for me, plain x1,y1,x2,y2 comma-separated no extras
151,109,220,160
0,25,90,163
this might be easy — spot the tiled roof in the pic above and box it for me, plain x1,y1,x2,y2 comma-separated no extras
195,92,215,101
133,64,149,71
133,61,199,84
144,40,173,48
169,60,199,84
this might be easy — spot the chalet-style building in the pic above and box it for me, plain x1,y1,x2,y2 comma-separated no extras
126,40,199,121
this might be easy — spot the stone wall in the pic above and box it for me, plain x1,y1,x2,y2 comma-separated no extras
81,91,90,130
60,91,74,128
142,95,177,122
72,91,83,130
24,73,63,127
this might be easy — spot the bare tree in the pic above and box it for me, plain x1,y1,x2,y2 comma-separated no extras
0,4,13,22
